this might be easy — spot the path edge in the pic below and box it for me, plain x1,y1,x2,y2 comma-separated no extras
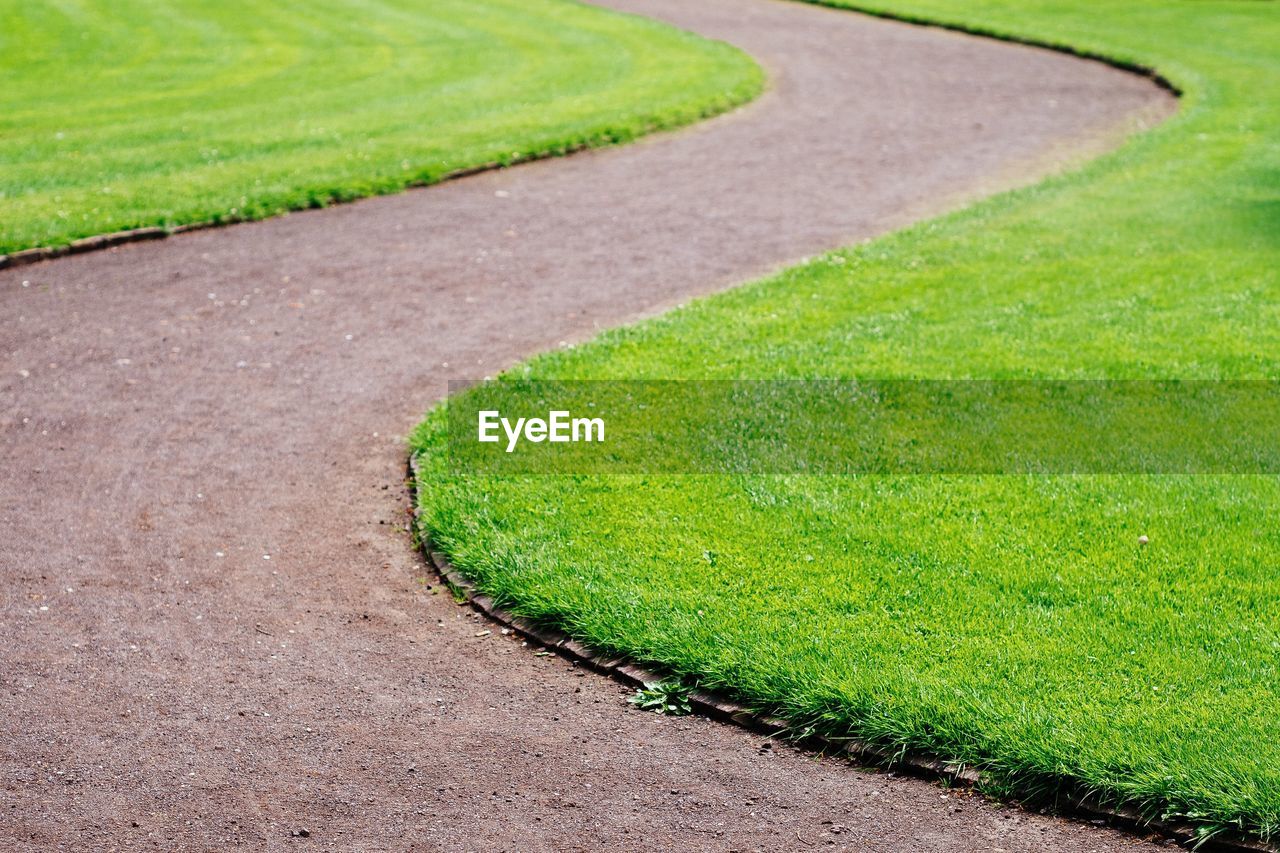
791,0,1181,96
1,0,1179,273
407,453,1271,853
0,143,700,272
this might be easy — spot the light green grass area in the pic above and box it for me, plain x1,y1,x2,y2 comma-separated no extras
414,0,1280,842
0,0,760,254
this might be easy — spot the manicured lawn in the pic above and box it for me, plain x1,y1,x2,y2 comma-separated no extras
0,0,759,254
414,0,1280,842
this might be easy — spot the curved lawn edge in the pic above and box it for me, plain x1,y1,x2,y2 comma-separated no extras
0,103,753,271
412,0,1280,846
409,466,1269,853
789,0,1182,98
0,1,763,265
0,93,760,271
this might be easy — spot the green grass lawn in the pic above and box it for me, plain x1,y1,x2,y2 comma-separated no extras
413,0,1280,842
0,0,759,255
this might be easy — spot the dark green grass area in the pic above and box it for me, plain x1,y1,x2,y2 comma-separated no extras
0,0,760,254
414,0,1280,841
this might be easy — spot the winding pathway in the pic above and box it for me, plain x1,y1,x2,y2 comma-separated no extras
1,0,1173,848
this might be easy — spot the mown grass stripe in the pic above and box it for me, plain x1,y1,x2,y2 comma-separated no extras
0,0,762,254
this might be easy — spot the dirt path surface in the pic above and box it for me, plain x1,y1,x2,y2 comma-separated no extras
1,0,1173,849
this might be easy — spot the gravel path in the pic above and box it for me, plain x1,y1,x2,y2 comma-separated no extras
0,0,1173,848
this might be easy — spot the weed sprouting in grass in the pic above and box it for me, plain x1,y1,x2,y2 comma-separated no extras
629,680,694,716
445,581,469,606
